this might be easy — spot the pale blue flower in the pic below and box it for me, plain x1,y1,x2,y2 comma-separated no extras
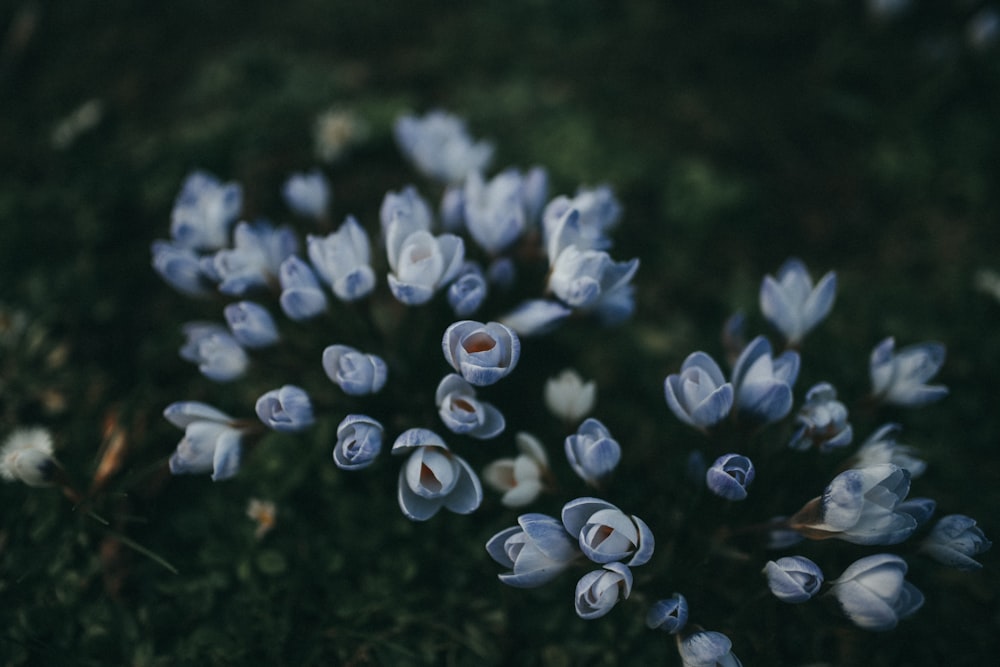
255,385,314,433
677,630,743,667
332,414,384,470
763,556,824,603
169,170,242,251
282,170,330,219
180,322,248,382
564,418,621,486
393,110,494,184
307,216,376,301
920,514,992,571
896,497,937,526
731,335,800,423
379,185,433,235
163,401,243,481
706,453,755,501
151,241,213,298
759,258,836,345
869,337,948,407
322,344,388,396
224,301,280,348
447,261,487,317
852,423,926,478
542,185,621,251
788,382,852,452
442,320,520,386
574,562,632,620
499,299,572,336
562,497,654,567
645,594,688,634
482,432,551,508
204,221,298,295
392,428,482,521
385,215,465,305
435,373,506,439
486,512,580,587
439,184,465,232
829,553,924,631
664,351,734,431
462,170,529,254
278,255,328,320
544,369,596,423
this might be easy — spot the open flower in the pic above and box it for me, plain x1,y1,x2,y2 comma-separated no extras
486,512,580,588
677,630,743,667
462,169,530,254
169,170,242,251
255,385,314,433
435,374,506,439
788,382,852,452
204,221,298,296
482,432,551,508
731,335,800,424
1,427,59,487
179,322,249,382
920,514,992,571
332,415,384,470
545,368,596,423
392,429,482,521
322,344,388,395
705,454,755,501
851,423,926,478
763,556,824,603
442,320,520,386
307,216,376,302
564,418,621,486
646,594,689,634
163,401,244,481
869,337,948,407
664,351,734,431
542,185,621,251
759,258,836,346
574,562,633,620
385,220,465,305
562,497,654,567
393,110,494,184
828,553,924,631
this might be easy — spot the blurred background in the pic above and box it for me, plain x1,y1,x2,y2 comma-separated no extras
1,1,999,665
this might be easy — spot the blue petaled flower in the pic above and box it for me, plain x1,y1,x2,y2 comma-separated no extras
731,335,800,423
169,170,242,251
920,514,992,571
385,215,465,306
763,556,824,603
203,221,298,296
564,418,621,486
462,169,530,254
163,401,244,481
447,261,488,317
828,553,924,631
322,345,388,396
869,337,948,407
664,351,734,432
706,453,755,501
486,512,580,588
562,497,654,567
179,322,249,382
151,241,213,298
392,428,482,521
393,109,494,184
282,169,331,220
677,630,743,667
499,299,573,336
255,385,314,433
278,255,328,321
482,432,551,508
379,185,434,235
759,257,836,346
442,320,520,386
435,374,506,439
788,382,852,452
224,301,280,348
332,414,384,470
542,185,621,251
307,216,376,302
645,594,689,634
851,423,926,478
574,562,633,620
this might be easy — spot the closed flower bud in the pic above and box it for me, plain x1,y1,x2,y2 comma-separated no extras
574,562,632,620
332,415,384,470
442,320,520,386
545,369,596,423
706,454,755,501
763,556,824,603
646,594,689,634
255,385,315,433
322,344,388,395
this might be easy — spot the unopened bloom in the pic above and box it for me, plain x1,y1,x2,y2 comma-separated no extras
435,374,506,439
379,186,434,235
544,369,596,423
282,170,330,220
322,344,388,395
677,630,743,667
486,512,580,587
163,401,243,481
332,415,384,470
392,428,482,521
829,553,924,631
564,418,621,486
442,320,520,386
447,261,488,317
278,255,328,321
920,514,992,571
1,427,58,487
575,562,633,620
646,594,689,634
307,216,376,302
788,382,852,452
151,241,213,297
763,556,824,603
169,170,242,251
664,351,734,431
869,337,948,406
706,454,755,501
731,335,800,423
562,497,654,567
180,322,248,382
759,258,836,345
851,423,926,478
224,301,280,348
462,169,529,254
393,110,494,184
255,385,314,433
204,221,298,296
482,433,550,508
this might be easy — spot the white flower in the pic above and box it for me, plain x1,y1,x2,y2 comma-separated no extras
544,369,597,423
1,427,58,487
482,432,550,507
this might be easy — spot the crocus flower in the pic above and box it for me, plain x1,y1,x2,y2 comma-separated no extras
179,322,249,382
224,301,280,348
462,169,529,254
332,414,384,470
561,497,654,567
763,556,824,603
163,401,244,481
1,427,58,487
482,432,551,508
869,337,948,407
828,553,924,631
664,351,734,431
788,382,852,452
574,562,633,620
499,299,572,336
379,185,434,235
646,594,689,634
282,169,330,220
486,512,580,588
278,255,328,321
730,335,800,424
677,630,743,667
442,320,520,386
385,218,465,306
542,185,621,251
759,258,836,346
435,373,506,439
307,216,376,302
151,240,213,298
789,463,917,545
255,385,314,432
322,344,388,396
169,170,242,251
547,230,639,316
851,423,926,478
920,514,992,571
564,418,621,486
392,428,482,521
544,369,596,423
204,221,298,296
896,497,937,526
393,110,494,184
706,453,755,501
447,261,488,317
